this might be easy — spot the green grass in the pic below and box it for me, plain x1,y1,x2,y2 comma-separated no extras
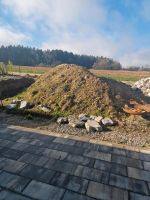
97,74,141,82
8,68,46,74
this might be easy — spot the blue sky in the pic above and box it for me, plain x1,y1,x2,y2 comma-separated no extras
0,0,150,66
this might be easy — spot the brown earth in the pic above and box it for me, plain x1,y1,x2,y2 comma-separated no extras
17,64,150,118
0,75,34,99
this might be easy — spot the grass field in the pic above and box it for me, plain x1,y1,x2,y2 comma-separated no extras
9,65,150,82
9,65,49,75
90,69,150,82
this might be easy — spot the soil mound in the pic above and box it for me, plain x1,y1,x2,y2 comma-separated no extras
21,64,150,117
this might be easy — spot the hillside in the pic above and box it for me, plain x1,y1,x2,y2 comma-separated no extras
0,45,122,69
18,64,148,118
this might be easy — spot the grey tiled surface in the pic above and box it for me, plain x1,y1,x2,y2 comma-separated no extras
0,124,150,200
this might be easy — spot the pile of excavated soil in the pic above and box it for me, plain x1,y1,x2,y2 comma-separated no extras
0,75,34,99
19,64,150,118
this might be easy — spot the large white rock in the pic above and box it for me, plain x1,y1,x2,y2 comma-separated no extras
89,115,97,120
85,120,102,132
95,116,103,123
19,101,28,109
79,113,90,122
69,119,85,128
57,117,68,124
102,118,114,126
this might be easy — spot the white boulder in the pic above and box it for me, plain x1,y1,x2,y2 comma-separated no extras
19,101,28,109
85,120,102,132
79,113,89,122
95,116,103,123
102,118,114,126
69,119,85,128
57,117,68,124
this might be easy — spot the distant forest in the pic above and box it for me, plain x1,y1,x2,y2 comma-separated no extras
0,45,122,69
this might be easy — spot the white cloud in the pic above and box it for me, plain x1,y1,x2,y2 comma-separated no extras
0,26,30,46
1,0,150,67
1,0,107,30
120,49,150,67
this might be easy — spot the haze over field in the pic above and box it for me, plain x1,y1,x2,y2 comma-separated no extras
0,0,150,67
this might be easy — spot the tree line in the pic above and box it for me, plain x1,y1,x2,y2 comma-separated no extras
0,45,122,70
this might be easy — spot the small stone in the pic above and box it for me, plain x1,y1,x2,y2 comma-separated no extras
6,103,17,110
68,115,76,122
90,115,96,120
95,116,103,123
102,118,114,126
57,117,68,124
19,101,28,109
79,113,89,122
69,120,85,128
12,99,22,104
85,120,102,132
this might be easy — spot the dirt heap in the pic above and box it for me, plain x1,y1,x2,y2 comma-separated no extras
20,64,149,117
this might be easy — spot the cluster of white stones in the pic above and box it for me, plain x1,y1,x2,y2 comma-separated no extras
133,77,150,97
57,113,115,133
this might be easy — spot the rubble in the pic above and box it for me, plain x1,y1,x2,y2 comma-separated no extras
133,77,150,96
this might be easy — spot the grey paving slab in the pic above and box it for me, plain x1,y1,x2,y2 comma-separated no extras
109,173,149,195
53,137,76,145
50,172,68,187
65,154,93,167
0,139,15,148
112,154,143,169
0,148,24,160
83,149,111,162
64,175,89,194
20,164,55,183
126,150,140,159
143,161,150,171
98,144,112,153
3,159,26,173
63,190,95,200
0,190,32,200
52,143,85,155
42,148,68,160
94,159,127,176
87,181,128,200
10,142,29,151
140,153,150,162
49,159,77,175
0,171,30,193
23,180,65,200
128,167,150,182
111,148,126,156
19,153,49,167
0,158,26,173
129,192,150,200
23,144,45,155
75,165,109,184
